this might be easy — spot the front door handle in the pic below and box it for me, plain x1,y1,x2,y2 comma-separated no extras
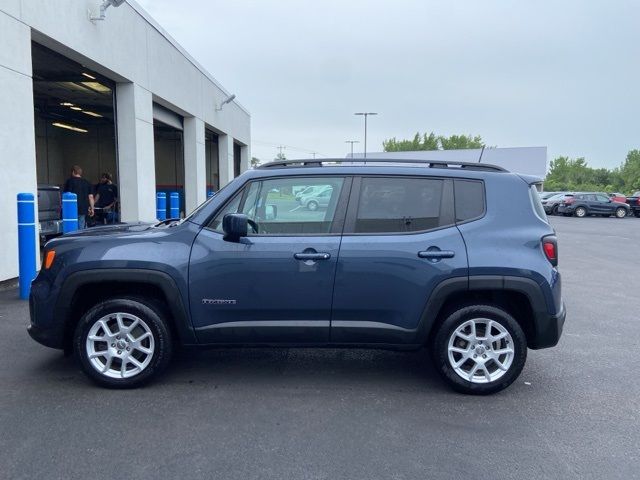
294,252,331,261
418,250,455,259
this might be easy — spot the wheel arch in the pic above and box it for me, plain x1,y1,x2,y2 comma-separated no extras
57,269,197,352
420,276,549,349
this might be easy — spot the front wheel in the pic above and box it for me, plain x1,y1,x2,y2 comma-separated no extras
307,200,318,211
74,297,172,388
615,207,627,218
431,305,527,395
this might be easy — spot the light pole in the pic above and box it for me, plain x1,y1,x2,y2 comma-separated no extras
345,140,360,158
354,112,377,159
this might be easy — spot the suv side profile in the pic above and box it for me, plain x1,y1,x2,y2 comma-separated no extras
28,159,565,395
558,192,629,218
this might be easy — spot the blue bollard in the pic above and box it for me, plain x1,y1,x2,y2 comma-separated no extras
207,190,215,199
17,193,37,299
62,192,79,233
170,192,180,219
156,192,167,221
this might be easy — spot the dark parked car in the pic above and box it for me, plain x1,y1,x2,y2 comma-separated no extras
558,192,630,218
29,159,565,395
37,185,63,242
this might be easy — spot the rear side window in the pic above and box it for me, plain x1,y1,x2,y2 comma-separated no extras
354,177,445,233
529,184,548,222
454,180,485,222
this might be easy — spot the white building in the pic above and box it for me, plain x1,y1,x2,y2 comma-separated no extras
0,0,251,282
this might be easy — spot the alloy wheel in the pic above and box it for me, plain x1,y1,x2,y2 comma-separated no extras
447,318,514,384
85,312,155,379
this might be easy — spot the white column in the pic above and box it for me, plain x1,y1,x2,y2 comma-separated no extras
116,83,156,223
183,117,206,214
0,12,39,281
218,134,234,186
240,144,250,172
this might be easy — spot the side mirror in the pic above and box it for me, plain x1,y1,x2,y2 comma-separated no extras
222,213,248,242
265,204,278,221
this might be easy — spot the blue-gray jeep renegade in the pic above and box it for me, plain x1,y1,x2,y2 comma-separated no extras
28,159,565,394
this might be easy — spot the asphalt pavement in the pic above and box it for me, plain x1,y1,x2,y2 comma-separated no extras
1,215,639,479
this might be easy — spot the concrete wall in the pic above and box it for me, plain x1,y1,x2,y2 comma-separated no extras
0,0,251,281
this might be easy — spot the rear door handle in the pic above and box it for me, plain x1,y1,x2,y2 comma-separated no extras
294,252,331,261
418,250,455,259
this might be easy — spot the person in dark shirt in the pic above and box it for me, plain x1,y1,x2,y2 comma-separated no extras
62,165,94,229
94,172,118,224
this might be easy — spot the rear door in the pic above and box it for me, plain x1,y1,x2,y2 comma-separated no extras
330,176,468,344
595,194,612,214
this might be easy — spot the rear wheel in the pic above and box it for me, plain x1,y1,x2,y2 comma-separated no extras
551,205,559,215
307,200,318,211
74,297,172,388
432,305,527,395
574,206,587,217
615,207,627,218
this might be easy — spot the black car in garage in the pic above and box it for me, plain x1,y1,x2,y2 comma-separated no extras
558,192,630,218
37,185,63,241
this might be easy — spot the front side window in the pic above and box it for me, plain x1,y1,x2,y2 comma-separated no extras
209,176,345,235
354,177,445,233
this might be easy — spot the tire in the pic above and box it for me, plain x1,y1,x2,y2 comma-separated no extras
74,297,172,388
615,207,627,219
574,206,587,218
307,200,318,211
431,304,527,395
635,211,640,218
551,205,559,215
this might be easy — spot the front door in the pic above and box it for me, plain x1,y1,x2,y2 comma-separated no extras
331,176,468,344
189,175,350,344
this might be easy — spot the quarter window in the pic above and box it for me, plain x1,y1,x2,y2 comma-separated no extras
454,180,485,222
354,177,445,233
209,177,345,235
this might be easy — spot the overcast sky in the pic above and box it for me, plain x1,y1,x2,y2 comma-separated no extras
135,0,638,169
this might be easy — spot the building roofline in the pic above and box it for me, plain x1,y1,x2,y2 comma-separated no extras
127,0,250,116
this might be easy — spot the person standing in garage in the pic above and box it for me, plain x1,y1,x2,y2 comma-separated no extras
63,165,94,229
94,172,118,224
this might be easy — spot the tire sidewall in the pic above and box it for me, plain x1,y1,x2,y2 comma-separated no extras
432,305,527,395
615,207,626,218
74,297,172,388
575,207,587,217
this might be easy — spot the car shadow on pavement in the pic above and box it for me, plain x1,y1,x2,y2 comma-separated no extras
24,345,449,393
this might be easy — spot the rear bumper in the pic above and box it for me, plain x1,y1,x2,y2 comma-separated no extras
529,301,566,349
557,205,573,214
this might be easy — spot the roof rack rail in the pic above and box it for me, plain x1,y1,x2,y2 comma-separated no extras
258,158,508,172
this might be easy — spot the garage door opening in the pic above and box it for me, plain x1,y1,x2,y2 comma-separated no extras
32,43,117,227
205,129,219,194
154,120,185,217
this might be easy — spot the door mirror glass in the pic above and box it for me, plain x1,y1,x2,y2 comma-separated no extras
222,213,248,241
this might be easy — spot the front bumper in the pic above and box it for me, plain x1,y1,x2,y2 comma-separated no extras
27,274,65,350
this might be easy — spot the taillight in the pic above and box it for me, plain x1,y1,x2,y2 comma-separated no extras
542,236,558,267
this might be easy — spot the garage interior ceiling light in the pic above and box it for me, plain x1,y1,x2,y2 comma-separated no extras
60,102,75,107
80,81,111,93
82,72,96,80
82,110,103,118
70,106,82,111
52,122,88,133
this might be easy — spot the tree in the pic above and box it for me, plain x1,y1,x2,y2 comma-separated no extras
382,132,485,152
275,151,286,161
250,157,261,168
